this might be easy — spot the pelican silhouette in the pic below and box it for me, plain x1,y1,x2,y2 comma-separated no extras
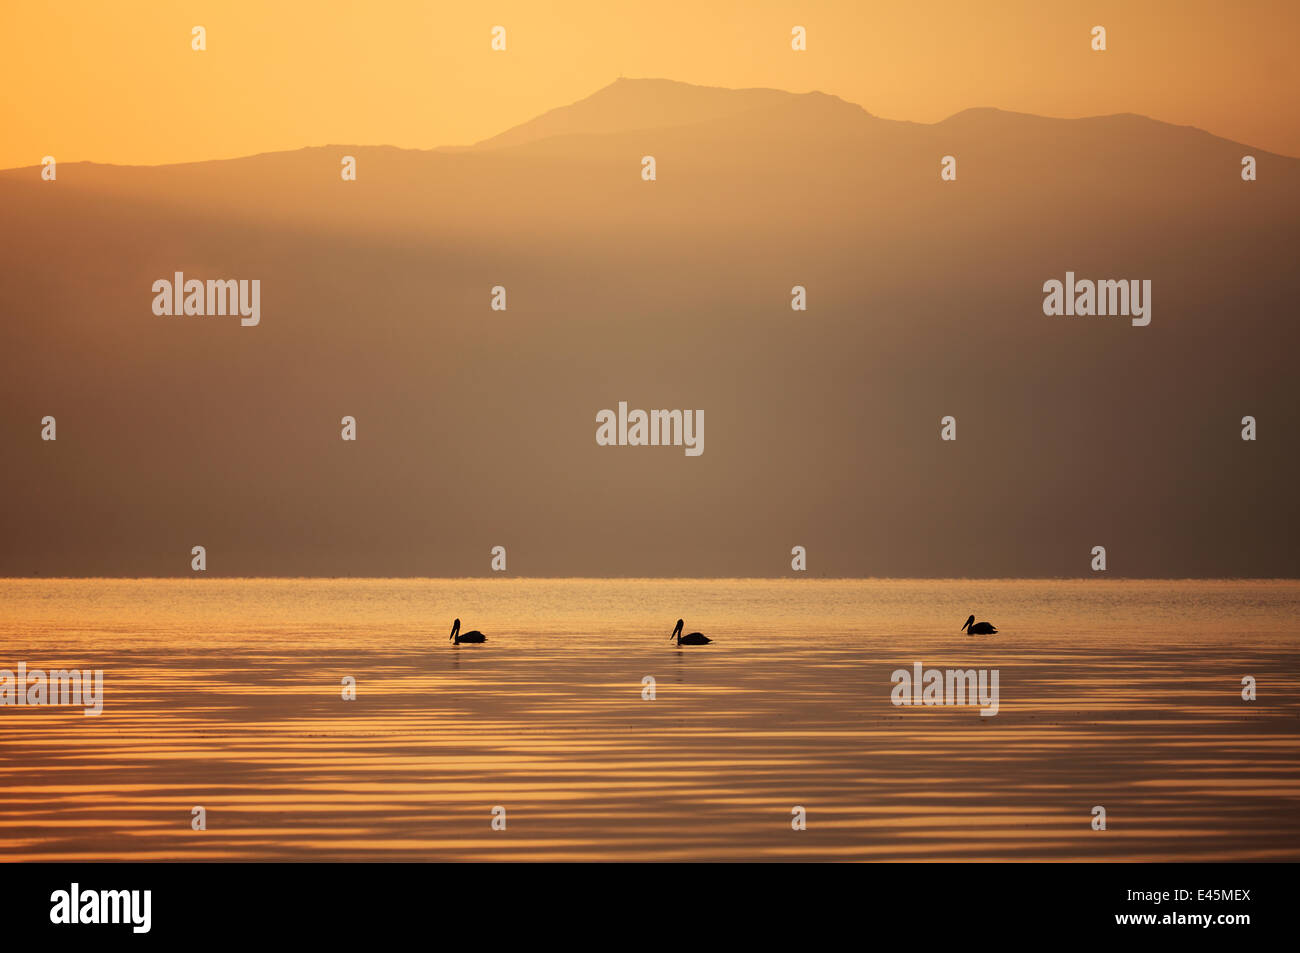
670,619,711,645
449,618,486,644
961,614,998,635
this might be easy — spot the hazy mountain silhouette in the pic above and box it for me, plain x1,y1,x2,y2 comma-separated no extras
476,77,821,149
1,79,1296,577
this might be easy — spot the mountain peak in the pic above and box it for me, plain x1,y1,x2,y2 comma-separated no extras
475,78,869,149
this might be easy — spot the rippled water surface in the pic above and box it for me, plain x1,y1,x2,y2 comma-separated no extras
1,578,1297,861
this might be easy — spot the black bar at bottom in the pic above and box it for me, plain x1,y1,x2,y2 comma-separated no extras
0,862,1284,942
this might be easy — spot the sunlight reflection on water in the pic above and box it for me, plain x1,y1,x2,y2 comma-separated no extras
1,578,1297,861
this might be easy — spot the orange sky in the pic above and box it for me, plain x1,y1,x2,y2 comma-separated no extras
3,0,1298,168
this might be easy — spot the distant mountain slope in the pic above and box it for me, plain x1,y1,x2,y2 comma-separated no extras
0,80,1297,577
474,77,812,148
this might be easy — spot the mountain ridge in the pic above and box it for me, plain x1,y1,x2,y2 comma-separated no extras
0,75,1296,577
4,78,1296,173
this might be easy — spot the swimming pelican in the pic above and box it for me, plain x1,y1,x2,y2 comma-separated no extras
961,614,998,635
449,618,486,644
670,619,712,645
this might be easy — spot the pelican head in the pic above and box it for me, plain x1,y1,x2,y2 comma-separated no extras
671,618,684,640
450,618,461,641
962,614,975,632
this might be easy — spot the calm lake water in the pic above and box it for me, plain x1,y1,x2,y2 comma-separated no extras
1,578,1297,861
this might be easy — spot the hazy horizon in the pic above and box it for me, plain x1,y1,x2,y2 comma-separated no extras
7,1,1300,167
8,76,1299,172
4,574,1299,581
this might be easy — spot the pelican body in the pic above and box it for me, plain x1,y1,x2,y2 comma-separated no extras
450,618,486,644
671,619,711,645
962,614,997,635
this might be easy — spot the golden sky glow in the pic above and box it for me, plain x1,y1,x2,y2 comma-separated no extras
3,0,1298,168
